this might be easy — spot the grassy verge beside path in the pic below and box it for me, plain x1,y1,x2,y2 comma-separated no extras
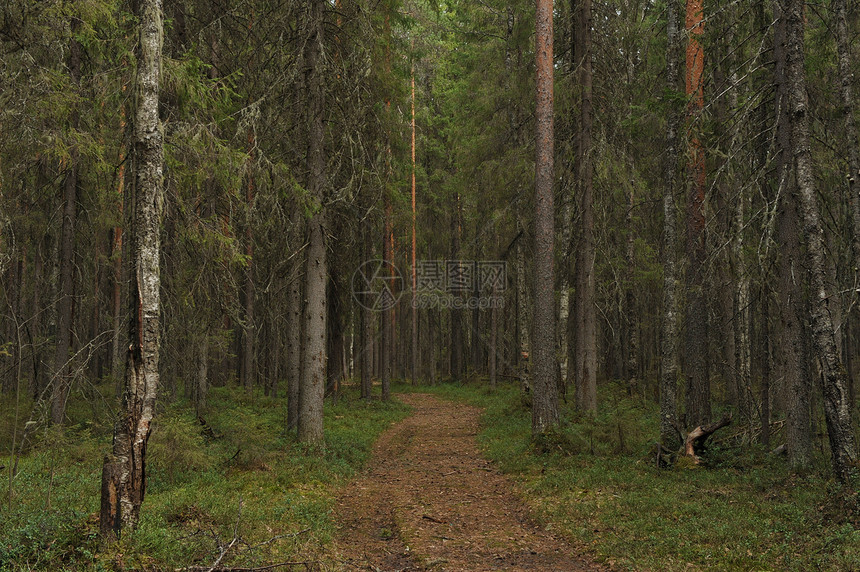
394,380,860,571
0,386,409,571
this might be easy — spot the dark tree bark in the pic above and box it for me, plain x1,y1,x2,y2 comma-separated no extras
450,194,464,382
50,23,82,425
100,0,164,537
382,197,393,398
532,0,559,436
298,0,328,445
773,1,812,469
361,225,373,399
782,0,857,482
660,0,682,449
573,0,597,413
833,0,860,280
286,249,302,431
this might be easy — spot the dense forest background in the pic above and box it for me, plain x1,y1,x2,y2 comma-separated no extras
1,0,860,568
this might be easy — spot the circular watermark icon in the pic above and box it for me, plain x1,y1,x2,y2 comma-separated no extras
352,259,404,311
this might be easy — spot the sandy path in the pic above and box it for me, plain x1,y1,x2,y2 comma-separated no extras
332,393,604,571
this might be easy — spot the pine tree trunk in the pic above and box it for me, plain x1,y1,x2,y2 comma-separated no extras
683,0,710,428
573,0,597,413
100,0,164,537
660,0,682,449
532,0,559,436
783,0,858,482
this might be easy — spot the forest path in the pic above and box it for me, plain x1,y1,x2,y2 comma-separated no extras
332,393,604,571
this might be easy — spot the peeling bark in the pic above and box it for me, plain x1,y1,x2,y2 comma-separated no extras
101,0,164,536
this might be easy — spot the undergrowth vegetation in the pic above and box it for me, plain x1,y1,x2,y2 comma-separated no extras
398,380,860,571
0,385,409,571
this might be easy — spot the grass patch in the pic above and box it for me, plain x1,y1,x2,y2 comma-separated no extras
0,384,409,571
398,380,860,571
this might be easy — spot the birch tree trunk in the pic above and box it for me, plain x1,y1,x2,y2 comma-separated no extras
100,0,164,537
783,0,858,482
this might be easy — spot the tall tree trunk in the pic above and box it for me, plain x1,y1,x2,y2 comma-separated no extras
450,195,464,382
783,0,858,482
624,171,638,396
516,223,530,395
361,225,373,399
241,131,256,395
298,0,327,445
411,68,419,386
382,199,393,398
834,0,860,413
573,0,596,413
532,0,559,436
100,0,164,537
683,0,710,428
774,1,812,469
834,0,860,291
50,24,82,425
660,0,682,449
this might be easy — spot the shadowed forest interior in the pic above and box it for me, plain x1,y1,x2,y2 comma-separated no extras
1,0,860,569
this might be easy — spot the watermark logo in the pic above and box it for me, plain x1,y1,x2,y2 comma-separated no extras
353,259,506,311
351,259,404,311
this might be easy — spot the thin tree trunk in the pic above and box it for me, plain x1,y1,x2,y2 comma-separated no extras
195,332,208,414
411,68,419,385
50,24,81,425
760,287,771,448
532,0,559,436
450,195,464,382
241,135,255,395
660,0,682,449
572,0,597,413
361,225,373,400
100,0,164,537
834,0,860,286
287,252,302,430
783,0,857,482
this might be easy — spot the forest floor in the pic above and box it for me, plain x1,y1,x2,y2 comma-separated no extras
332,393,605,571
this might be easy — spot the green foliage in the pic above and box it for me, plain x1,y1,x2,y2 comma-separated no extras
0,384,409,571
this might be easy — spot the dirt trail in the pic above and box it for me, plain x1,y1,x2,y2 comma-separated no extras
333,393,604,571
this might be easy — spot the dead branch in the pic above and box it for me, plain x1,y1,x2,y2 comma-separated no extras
683,413,732,462
181,562,313,572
